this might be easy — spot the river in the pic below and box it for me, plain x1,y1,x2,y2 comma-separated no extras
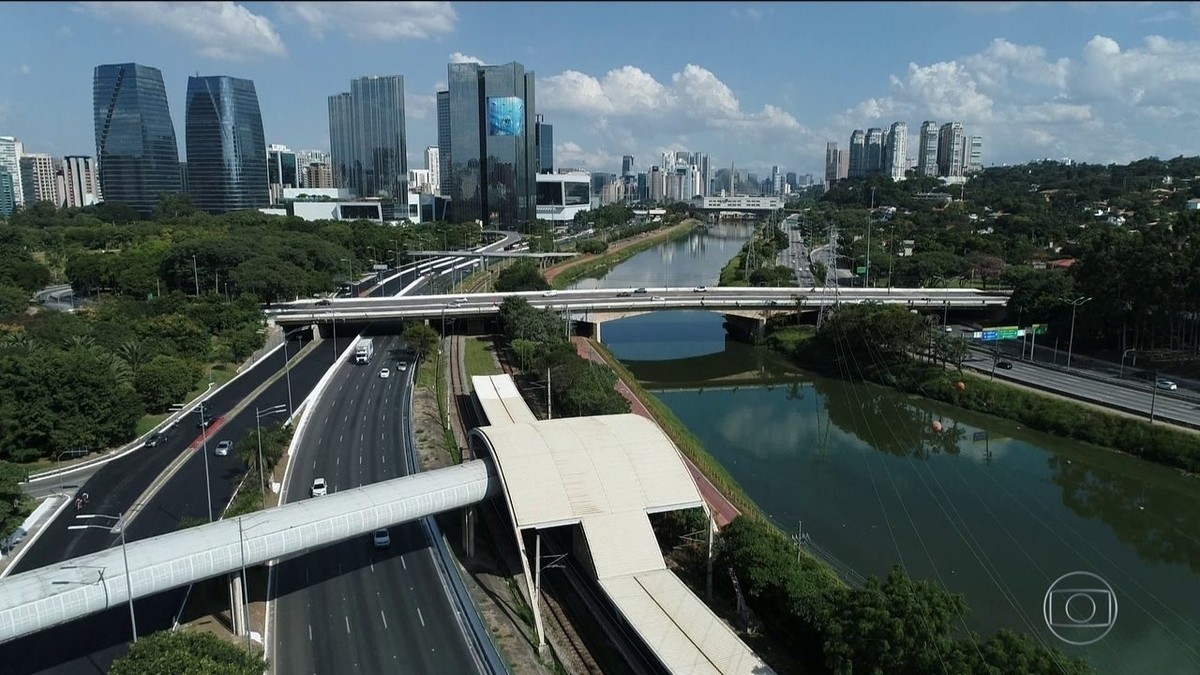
570,221,1200,675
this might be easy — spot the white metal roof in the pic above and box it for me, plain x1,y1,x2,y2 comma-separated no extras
599,570,775,675
472,374,538,426
476,414,704,530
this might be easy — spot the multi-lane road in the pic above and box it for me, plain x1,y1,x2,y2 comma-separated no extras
272,335,480,674
0,334,337,674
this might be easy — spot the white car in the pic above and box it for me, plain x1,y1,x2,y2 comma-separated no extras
214,440,232,456
692,286,708,292
651,296,667,301
379,367,391,379
1156,379,1178,391
373,529,391,549
398,362,408,371
311,478,328,497
542,290,558,297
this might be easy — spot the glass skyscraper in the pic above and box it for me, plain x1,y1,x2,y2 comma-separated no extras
185,75,268,214
446,61,537,230
327,76,408,200
93,63,181,215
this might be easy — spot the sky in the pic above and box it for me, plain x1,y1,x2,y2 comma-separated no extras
3,2,1200,178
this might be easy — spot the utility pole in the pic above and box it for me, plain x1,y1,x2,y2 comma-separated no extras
866,187,875,288
817,223,840,328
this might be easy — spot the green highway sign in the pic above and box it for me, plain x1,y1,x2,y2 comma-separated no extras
1032,323,1048,335
855,266,867,274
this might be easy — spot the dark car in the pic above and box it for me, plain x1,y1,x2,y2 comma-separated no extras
316,299,332,306
145,431,164,447
616,291,632,298
996,360,1014,370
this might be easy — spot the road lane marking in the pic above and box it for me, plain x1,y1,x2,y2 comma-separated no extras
345,616,351,634
339,434,344,443
380,610,388,629
336,457,339,466
308,624,312,641
417,607,425,627
381,455,386,465
312,461,316,469
401,556,406,570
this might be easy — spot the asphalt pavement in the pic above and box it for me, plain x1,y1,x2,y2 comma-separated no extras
0,335,338,675
778,217,816,286
273,335,479,674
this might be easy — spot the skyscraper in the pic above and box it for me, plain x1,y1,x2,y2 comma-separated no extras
445,61,537,229
0,137,23,209
19,154,59,206
917,121,939,177
0,171,14,217
535,114,553,174
436,90,452,191
424,146,440,195
185,75,269,213
848,130,866,179
327,76,409,201
937,122,966,178
865,128,884,174
965,136,983,173
622,155,634,177
61,156,102,208
824,142,841,185
93,63,181,215
885,122,908,181
267,144,298,204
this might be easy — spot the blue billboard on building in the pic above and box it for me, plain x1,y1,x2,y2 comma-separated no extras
487,96,524,136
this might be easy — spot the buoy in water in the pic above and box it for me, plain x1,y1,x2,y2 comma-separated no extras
932,420,944,433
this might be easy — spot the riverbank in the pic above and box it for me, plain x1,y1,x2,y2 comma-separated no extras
545,219,700,289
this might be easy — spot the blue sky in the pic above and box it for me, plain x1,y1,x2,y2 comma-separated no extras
3,2,1200,178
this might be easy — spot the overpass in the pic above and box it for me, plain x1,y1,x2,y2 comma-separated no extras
268,287,1010,334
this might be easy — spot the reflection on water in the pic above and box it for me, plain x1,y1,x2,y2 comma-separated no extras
604,311,1200,675
568,222,754,291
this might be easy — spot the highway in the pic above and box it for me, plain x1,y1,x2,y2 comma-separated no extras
778,215,816,286
0,336,338,674
272,335,480,674
962,347,1200,429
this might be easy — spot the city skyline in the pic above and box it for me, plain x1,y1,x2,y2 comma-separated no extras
3,3,1200,179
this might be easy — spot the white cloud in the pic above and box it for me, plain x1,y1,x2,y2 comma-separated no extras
56,25,73,37
554,141,618,172
80,2,285,60
285,2,456,41
730,7,770,21
408,93,436,120
18,64,31,76
449,52,485,65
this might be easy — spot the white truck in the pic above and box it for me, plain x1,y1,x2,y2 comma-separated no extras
354,337,374,364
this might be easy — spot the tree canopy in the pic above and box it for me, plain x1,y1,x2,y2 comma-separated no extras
108,630,267,675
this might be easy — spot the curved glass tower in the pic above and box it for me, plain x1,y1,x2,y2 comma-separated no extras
185,75,268,213
93,63,182,215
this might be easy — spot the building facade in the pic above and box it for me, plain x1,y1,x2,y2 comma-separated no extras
327,76,408,201
0,137,23,209
327,92,354,191
937,122,966,178
848,130,866,179
267,144,298,204
0,171,14,217
185,75,269,213
61,156,102,208
864,128,884,175
445,61,538,229
917,121,939,177
19,154,58,206
885,122,908,181
424,146,440,194
535,114,553,174
93,63,181,215
436,90,452,192
965,135,983,173
305,163,333,189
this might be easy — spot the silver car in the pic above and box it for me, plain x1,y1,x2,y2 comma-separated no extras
214,440,233,456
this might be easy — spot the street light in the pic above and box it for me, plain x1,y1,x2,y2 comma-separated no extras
865,187,876,288
281,327,310,416
254,404,289,509
54,447,88,495
68,513,137,643
1060,295,1092,371
1120,348,1137,380
197,403,214,522
236,517,269,649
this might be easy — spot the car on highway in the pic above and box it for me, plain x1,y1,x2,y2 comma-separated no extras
398,362,408,371
452,296,469,304
616,291,632,297
311,478,328,497
316,299,331,306
542,290,558,297
379,367,391,379
197,415,214,429
651,296,666,301
944,325,954,333
1157,379,1178,390
145,428,170,447
693,286,708,292
214,440,233,456
996,360,1014,370
373,529,391,549
633,287,648,294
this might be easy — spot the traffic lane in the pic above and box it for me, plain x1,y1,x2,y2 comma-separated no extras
989,340,1200,400
0,585,183,675
123,340,335,541
964,352,1200,425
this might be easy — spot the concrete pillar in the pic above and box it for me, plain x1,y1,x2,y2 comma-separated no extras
229,573,246,637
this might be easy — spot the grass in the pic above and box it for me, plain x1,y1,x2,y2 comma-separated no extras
549,219,700,289
418,347,461,464
589,340,766,522
464,337,502,377
718,249,750,287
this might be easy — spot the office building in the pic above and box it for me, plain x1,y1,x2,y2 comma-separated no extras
267,144,298,205
917,121,939,177
536,171,590,222
185,75,268,213
294,150,329,188
436,90,452,191
327,75,409,201
61,156,102,208
445,60,537,229
965,135,983,173
535,114,553,174
648,165,664,202
305,162,333,189
848,130,865,179
636,172,649,202
865,128,884,175
19,153,58,206
937,122,966,178
424,146,440,195
622,155,634,177
0,137,23,209
885,122,908,181
93,63,181,215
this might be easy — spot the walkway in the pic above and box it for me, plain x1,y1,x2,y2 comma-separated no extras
571,337,742,528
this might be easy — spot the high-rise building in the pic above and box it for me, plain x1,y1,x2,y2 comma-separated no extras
865,128,884,174
436,90,452,191
327,76,409,201
785,171,798,190
179,162,188,194
535,115,553,174
636,172,649,202
848,130,866,179
937,122,966,178
0,137,24,208
622,155,634,177
917,121,939,177
61,156,102,208
305,162,333,189
267,144,298,204
93,63,181,215
19,154,58,206
445,61,537,229
424,146,440,194
294,150,329,188
965,136,983,173
0,170,14,217
648,165,664,202
185,75,269,213
885,122,908,181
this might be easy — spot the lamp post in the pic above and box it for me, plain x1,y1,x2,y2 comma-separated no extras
1119,348,1137,380
198,403,213,522
236,517,269,649
281,327,309,416
1060,295,1092,371
54,447,87,495
254,404,289,509
68,513,137,643
865,187,875,288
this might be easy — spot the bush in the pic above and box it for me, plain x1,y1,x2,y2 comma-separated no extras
575,238,608,254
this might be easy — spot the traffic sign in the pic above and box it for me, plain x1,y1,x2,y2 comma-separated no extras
1032,323,1048,335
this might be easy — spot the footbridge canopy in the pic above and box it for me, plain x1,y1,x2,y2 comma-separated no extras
469,375,775,675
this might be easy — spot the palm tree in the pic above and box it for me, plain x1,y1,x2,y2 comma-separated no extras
118,339,148,372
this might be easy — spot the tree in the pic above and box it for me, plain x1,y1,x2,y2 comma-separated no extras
402,322,439,358
135,354,201,412
0,461,29,540
0,284,29,316
108,629,267,675
494,261,551,292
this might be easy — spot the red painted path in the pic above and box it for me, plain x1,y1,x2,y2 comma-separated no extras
572,337,741,528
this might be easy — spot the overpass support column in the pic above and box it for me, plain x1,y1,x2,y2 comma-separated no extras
229,573,246,638
462,507,476,559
